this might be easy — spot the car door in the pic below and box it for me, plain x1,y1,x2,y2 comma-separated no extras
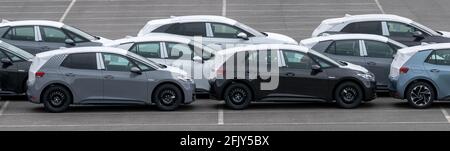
0,49,20,93
278,50,329,99
385,21,426,46
59,53,103,102
128,42,166,65
100,53,149,103
362,40,397,89
323,40,366,66
0,26,41,54
38,26,73,52
423,49,450,98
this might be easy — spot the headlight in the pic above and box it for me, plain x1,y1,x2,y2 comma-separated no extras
357,73,375,81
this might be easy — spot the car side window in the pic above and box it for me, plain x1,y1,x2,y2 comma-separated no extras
282,50,313,69
166,42,193,60
3,26,35,41
166,22,206,37
426,49,450,66
341,21,382,35
40,26,70,43
61,53,97,70
364,40,396,58
0,27,9,36
387,22,425,37
326,40,360,56
0,50,8,60
64,30,87,43
4,51,22,62
102,53,137,72
310,54,333,68
311,40,333,52
129,42,161,58
211,23,245,38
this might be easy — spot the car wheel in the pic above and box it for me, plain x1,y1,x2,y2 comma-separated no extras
335,82,363,109
224,83,252,110
406,82,435,109
153,84,182,111
42,85,71,113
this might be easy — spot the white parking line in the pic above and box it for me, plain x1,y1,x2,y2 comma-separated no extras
218,108,224,125
374,0,385,14
0,101,10,116
59,0,76,22
222,0,227,16
440,107,450,123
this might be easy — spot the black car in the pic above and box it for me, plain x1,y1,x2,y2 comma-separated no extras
209,44,377,109
0,40,33,100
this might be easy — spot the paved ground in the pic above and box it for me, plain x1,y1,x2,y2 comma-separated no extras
1,0,450,130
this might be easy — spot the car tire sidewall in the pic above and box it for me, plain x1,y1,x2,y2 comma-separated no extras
42,85,71,113
335,82,363,109
153,84,182,111
224,83,252,110
406,82,435,109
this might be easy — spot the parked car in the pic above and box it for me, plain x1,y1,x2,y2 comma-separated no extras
106,33,217,94
300,34,407,91
311,14,450,46
389,43,450,108
209,44,377,109
0,20,112,54
27,47,195,112
0,40,34,99
137,15,297,49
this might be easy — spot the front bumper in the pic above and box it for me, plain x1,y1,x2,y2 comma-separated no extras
182,82,196,104
363,81,377,101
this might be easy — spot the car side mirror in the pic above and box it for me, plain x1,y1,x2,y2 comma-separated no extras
130,67,142,74
193,56,202,63
311,64,321,71
413,31,424,38
237,32,249,40
65,39,75,46
1,58,12,65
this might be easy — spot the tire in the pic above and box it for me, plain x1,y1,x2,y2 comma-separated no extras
42,85,71,113
335,82,363,109
406,82,435,109
224,83,252,110
153,84,183,111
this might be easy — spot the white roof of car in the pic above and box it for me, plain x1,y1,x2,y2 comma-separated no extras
35,46,128,59
146,15,238,25
109,33,192,46
324,14,413,25
217,44,309,56
300,34,389,47
0,20,64,28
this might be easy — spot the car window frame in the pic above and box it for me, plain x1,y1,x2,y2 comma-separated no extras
39,26,72,43
341,21,383,35
2,25,37,42
281,50,317,70
60,52,99,70
363,40,397,58
101,53,140,72
208,22,254,38
324,40,361,57
386,21,430,37
166,22,207,37
128,42,163,59
425,49,450,66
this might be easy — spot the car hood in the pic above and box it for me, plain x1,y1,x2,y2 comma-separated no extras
340,61,369,73
93,36,113,45
264,32,298,44
438,31,450,38
161,65,189,76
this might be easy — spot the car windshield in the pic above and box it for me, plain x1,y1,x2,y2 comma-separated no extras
62,25,97,41
0,41,34,59
127,51,164,68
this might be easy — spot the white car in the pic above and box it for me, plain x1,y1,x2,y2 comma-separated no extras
311,14,450,46
0,20,112,54
106,33,217,93
137,15,297,49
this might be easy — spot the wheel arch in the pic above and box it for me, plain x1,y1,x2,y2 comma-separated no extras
332,78,366,101
220,80,255,101
40,82,74,104
404,78,438,100
151,81,185,103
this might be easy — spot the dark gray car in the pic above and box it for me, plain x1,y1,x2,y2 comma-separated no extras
301,34,407,91
0,20,111,54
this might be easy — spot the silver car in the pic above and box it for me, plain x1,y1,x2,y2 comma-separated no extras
27,47,195,112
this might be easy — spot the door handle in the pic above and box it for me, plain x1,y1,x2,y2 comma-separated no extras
64,73,75,77
430,69,440,73
104,75,114,79
285,72,295,77
367,62,376,65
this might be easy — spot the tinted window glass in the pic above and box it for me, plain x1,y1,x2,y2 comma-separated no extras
61,53,97,70
311,40,333,52
102,53,136,72
0,50,8,60
4,26,35,41
0,27,9,36
211,23,243,38
365,40,396,58
310,54,333,68
4,51,22,61
387,22,424,37
153,24,173,32
41,26,69,43
166,42,193,60
65,30,86,42
426,49,450,65
326,40,360,56
342,21,382,35
166,22,206,36
282,50,313,69
130,42,161,58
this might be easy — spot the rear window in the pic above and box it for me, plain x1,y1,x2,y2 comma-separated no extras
61,53,97,70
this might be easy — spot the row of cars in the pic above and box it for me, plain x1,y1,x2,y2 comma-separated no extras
0,14,449,112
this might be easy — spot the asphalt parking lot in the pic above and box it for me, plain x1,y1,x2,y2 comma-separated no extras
1,0,450,130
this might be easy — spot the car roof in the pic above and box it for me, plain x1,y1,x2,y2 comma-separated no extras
398,43,450,54
111,33,192,45
323,14,413,25
0,20,64,28
301,34,389,46
216,44,309,56
35,46,128,58
146,15,238,25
